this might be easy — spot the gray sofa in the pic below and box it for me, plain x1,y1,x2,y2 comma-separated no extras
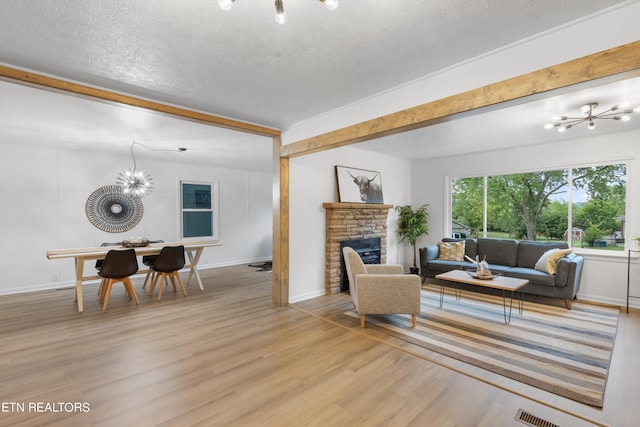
419,238,584,309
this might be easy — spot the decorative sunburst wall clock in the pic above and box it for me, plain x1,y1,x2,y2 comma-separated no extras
85,185,143,233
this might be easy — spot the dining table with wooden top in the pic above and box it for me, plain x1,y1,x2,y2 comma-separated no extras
46,240,221,312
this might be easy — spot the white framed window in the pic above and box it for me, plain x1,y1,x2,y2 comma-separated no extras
180,180,219,241
449,163,627,251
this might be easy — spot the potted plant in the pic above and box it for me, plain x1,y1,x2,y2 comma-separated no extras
395,204,429,275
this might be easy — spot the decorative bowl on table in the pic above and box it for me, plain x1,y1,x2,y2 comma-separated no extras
122,238,150,248
465,270,501,280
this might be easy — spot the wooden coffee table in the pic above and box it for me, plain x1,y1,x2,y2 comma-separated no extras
434,269,529,323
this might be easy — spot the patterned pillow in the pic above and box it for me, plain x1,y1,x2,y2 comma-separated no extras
534,248,573,274
437,241,466,261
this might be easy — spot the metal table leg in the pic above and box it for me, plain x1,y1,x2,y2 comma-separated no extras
438,281,461,308
501,289,524,324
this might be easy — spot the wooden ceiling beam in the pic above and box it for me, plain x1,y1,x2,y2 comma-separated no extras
0,65,281,138
281,40,640,159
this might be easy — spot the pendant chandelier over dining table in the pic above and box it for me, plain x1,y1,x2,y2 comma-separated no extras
116,142,187,197
116,142,153,197
218,0,338,25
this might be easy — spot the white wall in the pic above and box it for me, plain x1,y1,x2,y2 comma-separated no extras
0,142,273,295
288,145,412,303
283,2,640,303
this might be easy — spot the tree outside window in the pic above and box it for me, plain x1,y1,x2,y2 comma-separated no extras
451,176,483,238
450,164,626,250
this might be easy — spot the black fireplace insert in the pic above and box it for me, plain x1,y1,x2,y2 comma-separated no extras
339,237,381,292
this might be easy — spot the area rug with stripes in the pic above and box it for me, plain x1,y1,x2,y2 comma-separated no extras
343,288,619,407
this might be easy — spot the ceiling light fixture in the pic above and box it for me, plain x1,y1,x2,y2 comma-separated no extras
544,102,639,133
218,0,338,24
116,142,187,197
116,142,153,197
274,0,287,24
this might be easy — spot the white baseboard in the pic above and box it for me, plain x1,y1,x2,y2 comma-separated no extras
5,276,636,311
0,281,76,295
288,289,326,304
576,292,637,310
0,257,273,296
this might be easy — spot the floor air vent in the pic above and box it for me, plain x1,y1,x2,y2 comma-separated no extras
516,409,560,427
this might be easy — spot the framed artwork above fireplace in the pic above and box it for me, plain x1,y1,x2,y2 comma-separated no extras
335,165,384,204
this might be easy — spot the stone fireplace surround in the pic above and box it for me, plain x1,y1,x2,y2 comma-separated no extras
323,202,394,295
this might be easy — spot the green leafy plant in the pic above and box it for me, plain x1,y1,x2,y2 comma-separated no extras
395,204,429,271
584,223,603,245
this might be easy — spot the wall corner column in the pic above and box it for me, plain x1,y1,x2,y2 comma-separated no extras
273,136,289,306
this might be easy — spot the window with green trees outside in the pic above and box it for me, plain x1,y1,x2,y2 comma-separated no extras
451,164,626,251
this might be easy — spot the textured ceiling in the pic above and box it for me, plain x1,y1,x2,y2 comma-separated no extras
0,0,628,129
0,1,636,172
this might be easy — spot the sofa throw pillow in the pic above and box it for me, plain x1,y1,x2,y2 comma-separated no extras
437,241,466,261
534,248,573,274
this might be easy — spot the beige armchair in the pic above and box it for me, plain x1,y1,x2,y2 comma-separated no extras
342,246,421,328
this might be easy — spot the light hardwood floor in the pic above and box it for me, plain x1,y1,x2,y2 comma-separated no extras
0,265,637,426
